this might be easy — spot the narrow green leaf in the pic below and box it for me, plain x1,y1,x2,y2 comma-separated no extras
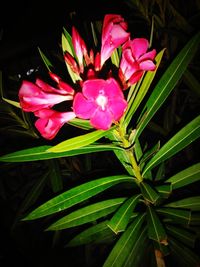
164,196,200,211
140,181,160,204
166,224,196,248
143,115,200,175
48,159,63,193
123,227,148,267
1,98,20,108
165,162,200,189
47,198,126,230
147,206,167,243
169,238,200,267
155,183,172,199
38,47,53,71
66,220,114,247
156,207,191,224
47,129,111,153
102,213,145,267
0,144,123,163
107,194,141,234
111,48,120,67
135,32,200,141
22,175,135,220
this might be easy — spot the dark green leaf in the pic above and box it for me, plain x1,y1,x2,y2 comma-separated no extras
23,175,135,220
102,213,145,267
165,162,200,189
140,181,160,204
147,206,167,244
164,196,200,211
143,115,200,175
156,207,191,224
107,194,141,234
0,144,122,162
66,220,115,247
47,198,126,230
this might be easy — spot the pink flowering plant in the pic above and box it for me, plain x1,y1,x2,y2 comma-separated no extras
1,14,200,267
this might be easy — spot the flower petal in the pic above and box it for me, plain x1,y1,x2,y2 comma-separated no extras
34,109,75,140
108,98,127,121
130,38,149,59
139,60,156,71
73,93,96,119
90,109,113,130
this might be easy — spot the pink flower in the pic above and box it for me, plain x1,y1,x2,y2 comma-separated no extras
119,38,156,86
72,26,89,73
100,14,130,67
34,109,76,140
73,78,127,130
19,79,74,112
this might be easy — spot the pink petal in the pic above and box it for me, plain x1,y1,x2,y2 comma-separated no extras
73,93,96,119
139,60,156,71
130,38,149,59
100,14,130,66
90,109,113,130
34,109,75,140
108,98,128,121
129,71,144,85
139,49,156,61
82,79,106,99
102,78,124,99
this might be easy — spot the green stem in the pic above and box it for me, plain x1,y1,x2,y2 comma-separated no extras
118,126,143,183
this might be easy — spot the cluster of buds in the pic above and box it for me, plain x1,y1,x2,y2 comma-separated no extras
19,14,156,139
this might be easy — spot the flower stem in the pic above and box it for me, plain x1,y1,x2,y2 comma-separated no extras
117,125,143,183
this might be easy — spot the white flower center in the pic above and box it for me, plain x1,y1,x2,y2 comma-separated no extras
96,94,108,110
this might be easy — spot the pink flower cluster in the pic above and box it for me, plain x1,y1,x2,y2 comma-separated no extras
19,14,156,139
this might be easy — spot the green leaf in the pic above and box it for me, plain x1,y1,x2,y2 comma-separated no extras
156,207,191,224
164,196,200,211
165,162,200,189
155,183,172,199
47,198,126,230
66,220,115,247
111,48,120,67
48,159,63,193
135,32,200,141
38,47,53,71
143,115,200,175
47,129,112,153
102,213,145,267
169,238,200,267
22,175,135,220
166,224,196,248
0,144,122,162
146,206,167,244
123,227,148,267
140,181,160,204
107,194,141,234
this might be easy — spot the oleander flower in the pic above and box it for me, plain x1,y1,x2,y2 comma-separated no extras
100,14,130,67
119,38,156,86
19,78,74,112
73,78,127,130
34,109,76,140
